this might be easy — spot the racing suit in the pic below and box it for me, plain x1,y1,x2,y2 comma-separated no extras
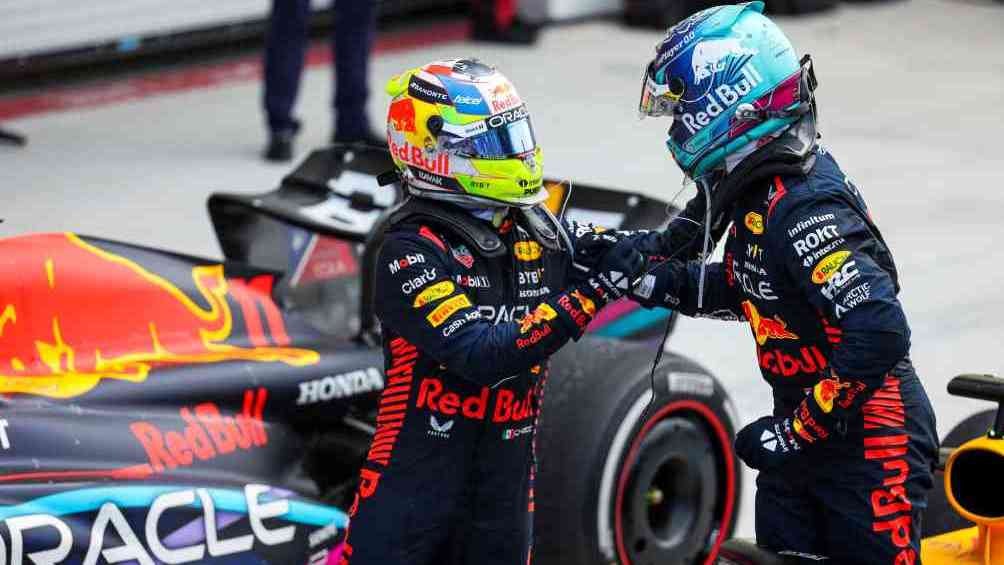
633,147,938,564
342,200,617,565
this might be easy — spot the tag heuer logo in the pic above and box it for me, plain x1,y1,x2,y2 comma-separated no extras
428,415,454,439
451,244,474,269
760,429,778,452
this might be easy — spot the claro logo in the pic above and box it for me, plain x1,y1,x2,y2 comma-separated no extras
130,388,268,474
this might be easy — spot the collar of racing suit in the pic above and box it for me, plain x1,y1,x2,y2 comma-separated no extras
706,114,820,233
387,196,567,257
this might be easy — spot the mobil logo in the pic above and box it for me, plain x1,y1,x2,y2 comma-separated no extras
416,377,537,424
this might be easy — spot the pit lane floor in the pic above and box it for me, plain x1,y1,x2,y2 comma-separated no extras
2,0,1003,540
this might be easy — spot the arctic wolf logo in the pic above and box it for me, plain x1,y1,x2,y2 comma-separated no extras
691,39,757,84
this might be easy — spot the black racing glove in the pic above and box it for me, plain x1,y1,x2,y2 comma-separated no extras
734,415,804,471
630,259,688,309
570,231,624,283
576,238,645,305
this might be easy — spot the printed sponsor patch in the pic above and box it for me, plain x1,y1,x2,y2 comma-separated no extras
408,75,450,104
413,281,455,308
787,213,836,238
388,98,416,133
820,260,860,301
741,300,798,346
426,294,473,327
792,225,840,257
513,241,543,261
811,250,852,284
635,273,657,300
518,303,558,333
388,253,424,274
569,289,596,316
744,211,764,235
813,378,851,414
451,244,474,269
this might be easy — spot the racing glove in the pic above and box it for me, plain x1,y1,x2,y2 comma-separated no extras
570,230,624,278
573,238,645,306
734,415,805,471
736,372,875,471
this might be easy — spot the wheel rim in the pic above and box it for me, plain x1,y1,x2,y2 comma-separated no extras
644,455,701,548
621,419,714,564
614,401,737,565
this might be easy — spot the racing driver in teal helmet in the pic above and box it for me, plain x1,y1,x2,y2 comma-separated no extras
621,2,939,562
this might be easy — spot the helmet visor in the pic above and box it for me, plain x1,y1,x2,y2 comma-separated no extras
445,105,537,159
638,61,684,119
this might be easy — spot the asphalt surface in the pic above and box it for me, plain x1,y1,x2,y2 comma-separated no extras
3,0,1003,539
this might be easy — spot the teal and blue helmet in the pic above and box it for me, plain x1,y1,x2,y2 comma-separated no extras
639,2,813,178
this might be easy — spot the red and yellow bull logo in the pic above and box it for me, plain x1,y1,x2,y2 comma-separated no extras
741,300,799,346
517,303,557,334
813,377,851,414
388,98,417,133
0,233,319,399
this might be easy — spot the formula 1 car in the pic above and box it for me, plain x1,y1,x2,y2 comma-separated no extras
716,372,1004,564
0,144,739,565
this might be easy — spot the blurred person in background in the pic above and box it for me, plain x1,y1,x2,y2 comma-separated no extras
622,2,938,563
340,59,643,564
471,0,542,44
262,0,381,162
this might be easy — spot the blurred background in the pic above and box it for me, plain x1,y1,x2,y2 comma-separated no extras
2,0,1003,538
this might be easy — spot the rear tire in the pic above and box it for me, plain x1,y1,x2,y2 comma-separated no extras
534,338,740,565
922,409,995,536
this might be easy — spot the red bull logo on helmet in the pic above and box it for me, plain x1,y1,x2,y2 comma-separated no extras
741,300,799,346
389,139,450,176
0,233,319,399
690,38,757,84
388,98,417,133
680,65,764,135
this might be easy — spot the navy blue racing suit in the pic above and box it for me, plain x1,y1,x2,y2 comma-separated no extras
342,203,606,565
633,148,938,564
